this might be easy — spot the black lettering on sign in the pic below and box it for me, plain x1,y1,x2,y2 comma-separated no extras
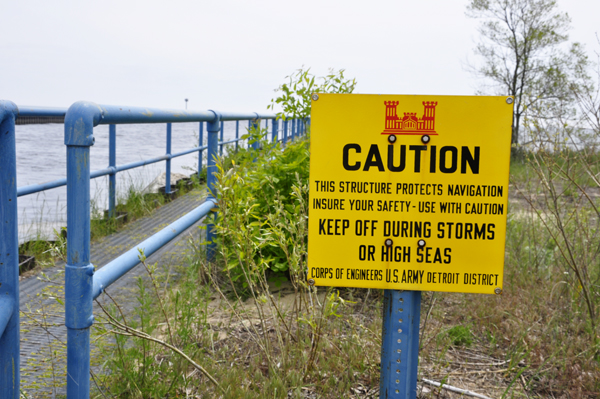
395,183,444,196
439,146,458,173
311,268,333,279
318,219,350,235
464,203,504,215
463,273,499,286
383,220,431,238
400,269,424,284
409,145,427,172
416,247,452,264
388,144,406,172
343,144,361,171
381,246,411,262
385,269,399,283
346,268,383,281
377,200,411,212
439,202,461,213
358,245,376,261
342,144,480,173
461,146,480,174
349,199,374,211
363,145,385,171
418,201,436,213
437,222,495,240
314,180,336,192
355,220,378,236
448,184,503,197
313,198,346,210
426,272,460,284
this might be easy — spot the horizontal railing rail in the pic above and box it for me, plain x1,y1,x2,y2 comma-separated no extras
0,98,307,399
14,106,307,213
91,198,216,299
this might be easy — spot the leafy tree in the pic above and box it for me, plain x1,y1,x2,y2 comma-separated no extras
268,67,357,121
466,0,589,145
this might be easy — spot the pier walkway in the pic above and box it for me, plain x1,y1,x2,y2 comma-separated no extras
19,188,209,396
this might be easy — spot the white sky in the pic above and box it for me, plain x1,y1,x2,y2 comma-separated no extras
1,0,598,113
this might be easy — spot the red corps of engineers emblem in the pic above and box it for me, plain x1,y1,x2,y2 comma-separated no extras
381,101,438,136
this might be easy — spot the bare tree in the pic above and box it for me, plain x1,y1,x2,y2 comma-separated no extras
573,35,600,136
467,0,589,145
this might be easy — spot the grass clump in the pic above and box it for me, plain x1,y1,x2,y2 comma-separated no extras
445,325,473,347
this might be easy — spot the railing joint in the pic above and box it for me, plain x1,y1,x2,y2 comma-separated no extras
64,101,103,147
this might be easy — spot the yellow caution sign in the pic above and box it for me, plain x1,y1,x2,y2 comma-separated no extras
308,94,513,294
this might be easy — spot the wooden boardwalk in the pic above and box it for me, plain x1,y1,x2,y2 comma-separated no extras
19,188,209,397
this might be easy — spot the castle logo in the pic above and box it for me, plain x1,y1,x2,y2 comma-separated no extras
381,101,438,135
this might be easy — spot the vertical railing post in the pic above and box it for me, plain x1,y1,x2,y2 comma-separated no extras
271,118,278,143
247,120,252,149
235,120,239,152
283,119,289,144
108,124,116,218
292,118,296,141
380,290,422,399
219,121,224,156
206,111,221,261
166,123,172,194
251,119,260,151
0,100,20,399
198,122,204,181
64,101,101,399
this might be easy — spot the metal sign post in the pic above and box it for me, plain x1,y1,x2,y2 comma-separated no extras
380,290,421,398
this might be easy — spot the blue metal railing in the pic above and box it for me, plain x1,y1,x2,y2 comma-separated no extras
64,103,307,397
0,98,307,398
14,107,307,207
0,100,21,396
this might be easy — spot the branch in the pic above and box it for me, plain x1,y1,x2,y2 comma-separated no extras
422,378,493,399
95,299,226,394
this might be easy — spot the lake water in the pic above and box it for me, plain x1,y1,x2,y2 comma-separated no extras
15,120,260,243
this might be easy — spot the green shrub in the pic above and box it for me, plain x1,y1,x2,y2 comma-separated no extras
211,130,310,286
268,67,357,120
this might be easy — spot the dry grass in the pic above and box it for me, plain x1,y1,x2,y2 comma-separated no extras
93,253,599,398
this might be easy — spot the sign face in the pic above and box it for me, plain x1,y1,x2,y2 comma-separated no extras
308,94,513,294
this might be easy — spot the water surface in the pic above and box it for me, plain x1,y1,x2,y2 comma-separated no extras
16,120,258,243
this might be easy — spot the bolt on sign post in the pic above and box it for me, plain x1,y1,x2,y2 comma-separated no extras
307,94,513,398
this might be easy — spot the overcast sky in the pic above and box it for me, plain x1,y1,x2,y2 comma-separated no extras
1,0,598,113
